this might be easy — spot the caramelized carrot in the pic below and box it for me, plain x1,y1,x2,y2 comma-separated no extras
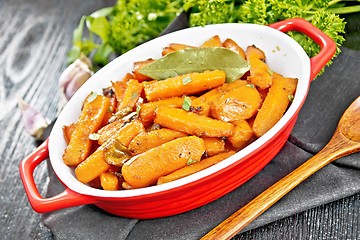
62,94,110,167
133,59,155,82
122,136,206,188
100,172,119,191
116,79,143,111
143,70,226,101
200,35,222,48
222,38,246,59
62,123,76,145
246,45,273,89
128,128,187,155
154,107,234,138
157,151,236,185
191,79,248,116
253,72,298,137
211,85,262,122
139,96,196,125
228,120,254,149
202,137,225,157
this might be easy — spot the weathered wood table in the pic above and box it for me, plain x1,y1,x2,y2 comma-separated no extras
2,0,360,239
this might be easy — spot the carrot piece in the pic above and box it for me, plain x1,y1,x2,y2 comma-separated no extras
246,44,266,62
191,79,248,116
133,59,155,82
162,47,174,56
62,94,110,167
116,79,143,111
222,38,246,59
75,145,111,183
115,119,146,147
157,151,236,185
246,45,273,89
200,35,222,48
139,96,196,125
97,120,125,145
154,107,234,138
100,172,119,191
228,120,254,149
143,70,226,101
202,137,225,157
169,43,197,51
88,177,102,189
211,85,262,122
122,136,206,188
101,87,117,127
62,123,76,145
128,128,187,155
252,72,298,137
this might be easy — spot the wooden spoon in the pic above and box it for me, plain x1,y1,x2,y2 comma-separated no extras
201,96,360,240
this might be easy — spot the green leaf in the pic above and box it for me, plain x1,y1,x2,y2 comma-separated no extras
187,158,197,165
67,45,81,65
139,48,250,83
89,6,114,18
87,91,98,103
93,41,114,65
182,96,192,111
86,16,110,42
89,133,100,140
73,15,86,43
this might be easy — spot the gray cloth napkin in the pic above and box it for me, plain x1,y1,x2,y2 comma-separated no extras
41,13,360,239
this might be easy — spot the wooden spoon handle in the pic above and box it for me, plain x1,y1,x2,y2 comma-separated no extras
201,131,360,240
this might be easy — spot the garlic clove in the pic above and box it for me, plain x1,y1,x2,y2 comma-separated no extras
18,98,50,140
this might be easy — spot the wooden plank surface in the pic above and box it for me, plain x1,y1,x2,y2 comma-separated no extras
1,1,359,239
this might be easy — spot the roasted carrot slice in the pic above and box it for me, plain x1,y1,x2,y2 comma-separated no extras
139,96,196,125
228,120,254,149
191,79,248,116
62,123,76,145
122,136,206,188
246,45,273,89
62,94,110,167
100,172,119,191
133,59,155,82
211,85,262,122
154,107,234,138
157,151,236,185
75,145,112,184
116,79,143,111
223,38,246,59
143,70,226,101
97,120,125,145
252,72,298,137
200,35,222,48
128,128,187,155
202,137,225,157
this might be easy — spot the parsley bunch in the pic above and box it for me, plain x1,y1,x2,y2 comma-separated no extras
68,0,183,66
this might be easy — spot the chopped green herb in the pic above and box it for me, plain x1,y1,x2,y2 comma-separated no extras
89,133,100,140
87,91,98,103
107,106,112,112
267,69,274,76
131,92,138,99
182,96,192,111
246,84,255,88
288,95,294,102
187,158,197,165
136,105,141,117
182,76,192,85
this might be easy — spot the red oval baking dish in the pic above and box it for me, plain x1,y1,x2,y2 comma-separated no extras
20,18,336,219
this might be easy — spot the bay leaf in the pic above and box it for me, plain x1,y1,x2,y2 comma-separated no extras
138,47,250,83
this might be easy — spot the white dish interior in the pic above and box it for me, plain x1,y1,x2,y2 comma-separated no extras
49,23,310,198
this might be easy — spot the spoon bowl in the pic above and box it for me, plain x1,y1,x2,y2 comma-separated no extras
203,96,360,239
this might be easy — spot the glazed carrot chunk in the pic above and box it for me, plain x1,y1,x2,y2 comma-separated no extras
157,151,236,185
223,38,246,59
246,45,273,89
202,137,226,157
252,72,297,137
128,128,188,155
133,59,155,82
62,94,109,167
211,85,262,122
143,70,226,101
100,172,119,191
154,107,234,138
228,120,254,149
122,136,206,188
200,35,222,48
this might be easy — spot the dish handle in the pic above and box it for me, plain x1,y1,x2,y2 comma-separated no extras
268,18,337,81
19,138,96,213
